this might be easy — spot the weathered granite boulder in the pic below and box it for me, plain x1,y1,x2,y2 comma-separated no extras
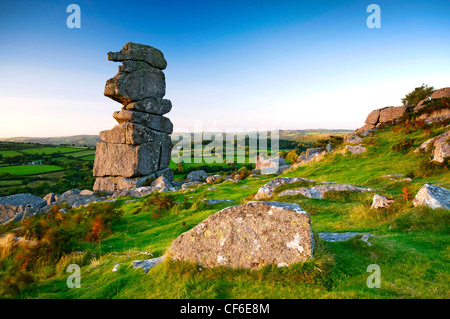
132,256,166,273
345,145,367,154
379,106,407,123
371,194,394,209
187,170,207,182
93,167,173,192
256,156,291,174
346,136,363,144
100,122,170,146
412,184,450,210
254,177,316,200
124,97,172,115
415,130,450,163
94,42,174,192
365,109,382,125
354,123,376,135
93,142,161,177
43,193,59,206
278,183,374,199
430,87,450,99
206,174,222,184
112,110,173,134
202,198,234,205
112,186,158,198
168,201,314,269
104,60,166,105
151,175,173,192
0,193,47,223
108,42,167,70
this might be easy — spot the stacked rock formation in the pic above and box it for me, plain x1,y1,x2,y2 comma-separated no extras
93,43,173,192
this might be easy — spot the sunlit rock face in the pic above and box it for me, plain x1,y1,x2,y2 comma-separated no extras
93,42,173,192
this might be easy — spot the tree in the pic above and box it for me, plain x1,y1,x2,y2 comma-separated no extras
401,84,434,106
285,150,299,164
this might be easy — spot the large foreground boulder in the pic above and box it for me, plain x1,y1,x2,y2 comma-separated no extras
168,201,314,269
412,184,450,210
0,194,47,224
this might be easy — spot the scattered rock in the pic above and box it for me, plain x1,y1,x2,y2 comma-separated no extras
206,187,217,191
278,184,374,199
181,181,204,189
202,198,233,205
112,264,120,272
0,193,47,224
132,255,165,273
415,130,450,163
318,232,373,242
168,201,314,269
345,145,367,154
206,174,221,184
346,136,363,144
43,193,59,205
112,186,157,198
151,175,173,191
80,190,94,196
371,194,394,209
412,184,450,210
254,177,315,200
187,170,207,182
256,156,291,175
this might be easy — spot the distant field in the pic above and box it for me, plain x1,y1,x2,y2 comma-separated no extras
0,150,23,157
80,155,95,161
0,180,22,186
21,147,84,155
66,150,95,158
0,164,64,176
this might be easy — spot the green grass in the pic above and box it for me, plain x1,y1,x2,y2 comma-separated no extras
1,123,449,299
64,150,96,158
0,150,23,158
80,155,96,161
0,180,23,186
0,164,64,176
20,147,83,155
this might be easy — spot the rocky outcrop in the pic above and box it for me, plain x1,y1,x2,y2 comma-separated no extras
256,156,291,175
0,194,47,224
415,130,450,163
430,87,450,100
371,194,394,209
412,184,450,210
168,201,314,269
278,183,374,199
254,177,315,200
94,42,174,192
354,106,407,135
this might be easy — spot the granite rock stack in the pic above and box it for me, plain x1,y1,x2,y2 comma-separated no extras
93,43,173,192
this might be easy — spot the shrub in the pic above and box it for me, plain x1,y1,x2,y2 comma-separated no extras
401,84,434,106
391,138,415,153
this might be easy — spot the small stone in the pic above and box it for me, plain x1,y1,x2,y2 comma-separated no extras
371,194,394,209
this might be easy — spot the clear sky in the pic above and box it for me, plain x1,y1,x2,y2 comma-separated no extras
0,0,449,137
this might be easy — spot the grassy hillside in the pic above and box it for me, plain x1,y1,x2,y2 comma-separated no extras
0,123,449,299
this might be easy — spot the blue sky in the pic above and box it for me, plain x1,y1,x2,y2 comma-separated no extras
0,0,449,137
